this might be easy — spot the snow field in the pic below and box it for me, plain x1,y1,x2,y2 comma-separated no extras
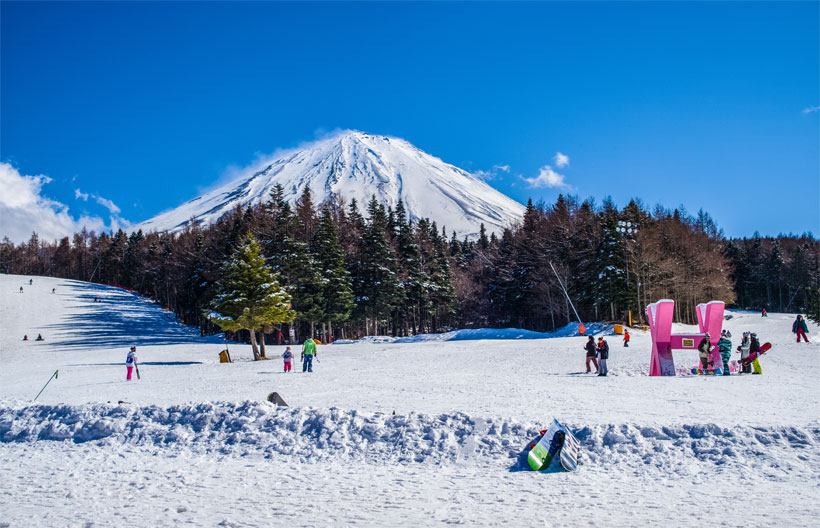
2,274,820,526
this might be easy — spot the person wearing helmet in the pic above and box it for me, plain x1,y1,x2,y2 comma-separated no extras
718,330,732,375
749,333,763,374
125,346,138,380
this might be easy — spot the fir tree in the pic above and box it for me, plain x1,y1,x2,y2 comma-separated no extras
314,207,355,338
208,233,294,360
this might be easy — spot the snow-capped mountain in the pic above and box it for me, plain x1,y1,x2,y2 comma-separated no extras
135,131,525,237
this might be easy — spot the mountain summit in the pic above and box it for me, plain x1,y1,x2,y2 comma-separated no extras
135,131,525,237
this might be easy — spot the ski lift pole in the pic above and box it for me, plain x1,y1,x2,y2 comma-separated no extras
33,369,59,402
548,260,584,330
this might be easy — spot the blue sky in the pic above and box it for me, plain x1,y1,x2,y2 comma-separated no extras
1,1,818,242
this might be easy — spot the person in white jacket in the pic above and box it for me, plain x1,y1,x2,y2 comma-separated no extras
126,346,138,380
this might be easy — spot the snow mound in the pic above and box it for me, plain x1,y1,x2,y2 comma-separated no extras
3,402,817,474
334,322,614,344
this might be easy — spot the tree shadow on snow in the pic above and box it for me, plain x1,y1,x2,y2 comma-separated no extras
69,361,204,366
43,281,220,350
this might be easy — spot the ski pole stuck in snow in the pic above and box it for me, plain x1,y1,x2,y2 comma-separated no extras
33,369,59,402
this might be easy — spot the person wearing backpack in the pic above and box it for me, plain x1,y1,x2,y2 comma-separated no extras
596,337,609,377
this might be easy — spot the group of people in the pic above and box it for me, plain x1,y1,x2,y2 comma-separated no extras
584,336,610,376
697,329,764,375
22,334,44,341
281,336,318,373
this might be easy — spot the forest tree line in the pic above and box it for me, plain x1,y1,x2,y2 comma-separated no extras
2,187,819,341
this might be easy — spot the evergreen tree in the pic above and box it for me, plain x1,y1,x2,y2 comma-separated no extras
314,207,355,338
208,233,294,360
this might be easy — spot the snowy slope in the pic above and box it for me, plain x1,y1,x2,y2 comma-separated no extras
134,131,526,237
2,274,820,527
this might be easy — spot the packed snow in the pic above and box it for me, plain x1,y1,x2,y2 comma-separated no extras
2,274,819,527
133,130,526,238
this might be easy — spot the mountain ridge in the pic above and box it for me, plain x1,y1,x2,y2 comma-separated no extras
134,131,526,237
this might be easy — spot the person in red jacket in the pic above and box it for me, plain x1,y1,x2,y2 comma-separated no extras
623,330,630,347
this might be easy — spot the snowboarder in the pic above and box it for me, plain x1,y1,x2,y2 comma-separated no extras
35,334,44,341
125,346,138,380
697,333,711,371
761,308,767,317
301,336,317,372
282,346,293,372
22,335,28,341
748,333,763,374
718,330,732,376
737,332,751,374
596,337,609,376
623,330,630,347
793,315,810,343
584,336,598,373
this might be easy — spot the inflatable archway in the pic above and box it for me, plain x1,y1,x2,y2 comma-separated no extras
646,300,725,376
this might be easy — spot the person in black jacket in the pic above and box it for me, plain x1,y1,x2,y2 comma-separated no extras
597,337,610,376
584,336,598,373
697,333,711,370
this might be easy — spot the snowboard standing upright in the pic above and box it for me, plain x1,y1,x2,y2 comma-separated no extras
527,419,580,472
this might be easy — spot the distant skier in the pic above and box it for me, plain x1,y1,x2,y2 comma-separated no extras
22,335,28,341
761,308,767,317
19,286,23,293
718,330,732,376
623,330,630,348
282,346,293,373
748,333,763,374
793,315,810,343
596,337,609,377
301,336,317,372
29,279,32,285
35,334,44,341
697,333,711,370
737,332,751,374
584,336,598,373
125,346,138,380
52,288,56,294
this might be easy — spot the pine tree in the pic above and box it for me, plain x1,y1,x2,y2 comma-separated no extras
314,207,355,338
208,233,294,360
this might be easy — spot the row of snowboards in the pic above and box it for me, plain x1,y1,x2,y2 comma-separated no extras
691,342,772,375
527,419,580,472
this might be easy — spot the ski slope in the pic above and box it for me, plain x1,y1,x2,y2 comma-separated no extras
1,274,819,527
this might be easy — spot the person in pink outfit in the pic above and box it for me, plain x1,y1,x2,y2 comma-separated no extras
282,346,293,372
126,346,137,380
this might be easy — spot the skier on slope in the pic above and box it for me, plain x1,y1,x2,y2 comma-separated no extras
596,337,609,377
301,336,317,373
737,332,751,374
623,330,630,348
697,333,712,371
125,346,138,380
584,336,598,373
718,330,732,376
793,315,810,343
282,346,293,373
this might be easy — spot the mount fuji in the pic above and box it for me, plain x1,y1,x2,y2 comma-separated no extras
135,131,526,238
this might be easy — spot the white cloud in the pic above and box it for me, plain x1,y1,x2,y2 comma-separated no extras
473,164,512,182
0,162,128,244
553,152,570,168
75,189,89,201
802,105,820,114
94,195,121,215
493,164,510,172
523,165,570,189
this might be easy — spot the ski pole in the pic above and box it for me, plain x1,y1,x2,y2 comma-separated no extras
33,369,59,402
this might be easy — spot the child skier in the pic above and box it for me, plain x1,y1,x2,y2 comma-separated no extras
125,346,138,380
282,346,293,372
584,336,598,373
596,337,609,376
793,315,810,343
737,332,751,374
718,330,732,376
623,330,630,347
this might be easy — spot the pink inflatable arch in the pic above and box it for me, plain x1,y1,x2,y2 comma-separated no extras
646,300,725,376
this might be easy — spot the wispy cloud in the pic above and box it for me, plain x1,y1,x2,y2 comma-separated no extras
473,163,512,181
553,152,569,168
74,188,89,201
802,105,820,114
523,165,570,189
0,162,128,244
94,195,121,215
494,164,510,172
